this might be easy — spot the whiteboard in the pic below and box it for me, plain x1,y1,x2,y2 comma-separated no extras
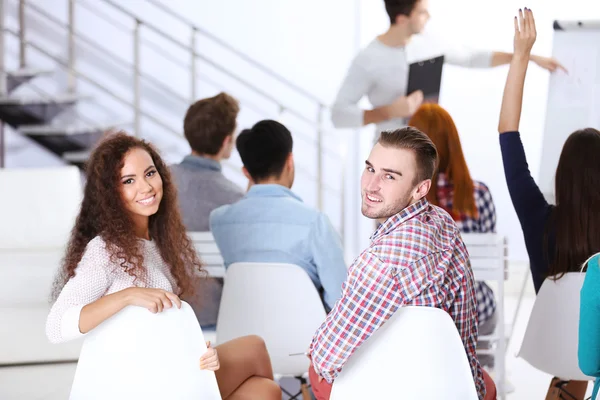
539,20,600,202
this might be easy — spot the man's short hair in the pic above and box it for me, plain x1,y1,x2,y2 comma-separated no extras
183,92,239,155
236,120,293,182
378,127,438,183
384,0,420,24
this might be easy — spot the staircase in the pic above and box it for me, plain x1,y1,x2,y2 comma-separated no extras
0,0,345,236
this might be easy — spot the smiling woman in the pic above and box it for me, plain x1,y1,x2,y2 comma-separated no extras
46,131,281,400
119,148,164,240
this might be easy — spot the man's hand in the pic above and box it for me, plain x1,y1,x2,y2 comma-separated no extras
388,90,424,119
513,8,537,58
531,55,568,73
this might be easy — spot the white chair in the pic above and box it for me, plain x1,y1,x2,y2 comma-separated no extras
188,231,226,279
216,262,327,397
0,166,83,365
461,233,509,398
70,301,221,400
187,231,226,345
517,272,594,382
330,306,479,400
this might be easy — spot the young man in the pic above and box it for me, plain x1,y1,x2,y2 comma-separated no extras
209,120,347,311
332,0,566,134
170,92,244,329
307,127,493,400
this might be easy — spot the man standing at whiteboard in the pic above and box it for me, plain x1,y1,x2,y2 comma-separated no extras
332,0,566,132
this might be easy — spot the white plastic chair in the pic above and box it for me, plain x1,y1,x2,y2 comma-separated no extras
330,306,479,400
461,233,509,398
216,262,327,391
517,272,594,382
70,301,221,400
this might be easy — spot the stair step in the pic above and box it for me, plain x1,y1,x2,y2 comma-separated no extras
5,68,53,92
19,122,123,136
0,93,83,106
62,150,90,163
6,68,52,78
0,95,91,128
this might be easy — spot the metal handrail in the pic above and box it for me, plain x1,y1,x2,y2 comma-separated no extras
70,0,341,156
95,0,325,131
144,0,325,106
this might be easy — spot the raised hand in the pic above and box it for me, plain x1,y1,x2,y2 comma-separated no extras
513,8,537,57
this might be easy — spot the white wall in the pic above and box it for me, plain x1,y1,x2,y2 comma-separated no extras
357,0,600,262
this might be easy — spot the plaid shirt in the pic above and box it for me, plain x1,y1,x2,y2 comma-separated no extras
308,199,485,399
436,173,497,326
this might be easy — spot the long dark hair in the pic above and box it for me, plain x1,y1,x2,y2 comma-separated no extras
52,132,203,300
547,128,600,277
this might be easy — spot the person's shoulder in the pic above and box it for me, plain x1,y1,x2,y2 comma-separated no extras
351,40,390,71
209,203,234,226
473,180,494,201
78,236,112,268
216,175,245,197
375,207,459,258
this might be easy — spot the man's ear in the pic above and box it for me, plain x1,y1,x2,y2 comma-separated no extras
413,179,431,201
286,153,294,169
242,166,252,182
221,135,233,150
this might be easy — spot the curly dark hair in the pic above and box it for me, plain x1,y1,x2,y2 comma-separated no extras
51,132,203,301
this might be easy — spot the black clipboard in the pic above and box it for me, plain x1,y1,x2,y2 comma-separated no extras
406,55,444,103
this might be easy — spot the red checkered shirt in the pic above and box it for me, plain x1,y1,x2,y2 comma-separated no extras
308,198,485,399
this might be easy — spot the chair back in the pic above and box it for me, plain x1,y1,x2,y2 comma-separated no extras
216,262,327,377
460,233,507,281
330,306,479,400
188,231,225,277
517,272,593,381
70,302,222,400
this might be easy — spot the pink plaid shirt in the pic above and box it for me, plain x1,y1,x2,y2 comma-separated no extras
308,199,485,399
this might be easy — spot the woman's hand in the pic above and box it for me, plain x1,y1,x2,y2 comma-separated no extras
199,341,220,371
120,287,181,313
513,8,537,58
498,8,538,133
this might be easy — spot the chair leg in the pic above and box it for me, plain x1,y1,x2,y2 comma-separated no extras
545,378,588,400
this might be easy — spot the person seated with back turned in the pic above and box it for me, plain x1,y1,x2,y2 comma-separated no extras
498,9,600,399
170,92,244,329
307,127,496,400
209,120,347,312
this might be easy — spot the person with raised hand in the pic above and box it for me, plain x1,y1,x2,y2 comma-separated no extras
499,9,600,399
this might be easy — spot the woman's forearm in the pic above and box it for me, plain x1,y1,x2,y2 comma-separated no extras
79,290,129,334
498,55,530,133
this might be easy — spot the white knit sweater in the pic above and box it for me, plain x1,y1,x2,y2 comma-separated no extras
46,236,177,344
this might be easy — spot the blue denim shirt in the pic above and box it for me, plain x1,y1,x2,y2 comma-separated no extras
209,184,347,309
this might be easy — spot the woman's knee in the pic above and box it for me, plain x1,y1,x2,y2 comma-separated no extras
243,335,269,359
263,379,282,400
